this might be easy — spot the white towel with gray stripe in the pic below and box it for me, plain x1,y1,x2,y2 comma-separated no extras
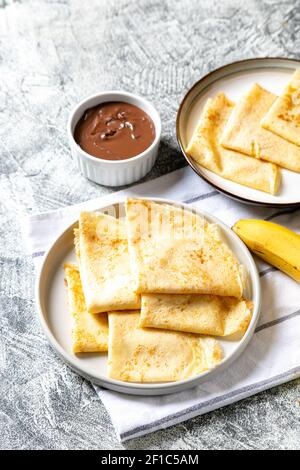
22,166,300,442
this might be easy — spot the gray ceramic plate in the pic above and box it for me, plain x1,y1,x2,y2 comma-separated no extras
35,198,261,395
177,58,300,207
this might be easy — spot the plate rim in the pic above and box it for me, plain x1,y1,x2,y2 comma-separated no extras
176,57,300,208
35,197,262,396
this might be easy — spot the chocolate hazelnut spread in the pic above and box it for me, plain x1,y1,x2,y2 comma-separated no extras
74,102,156,160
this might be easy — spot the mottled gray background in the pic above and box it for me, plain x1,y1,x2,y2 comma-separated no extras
0,0,299,450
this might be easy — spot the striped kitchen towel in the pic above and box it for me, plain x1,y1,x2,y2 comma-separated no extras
22,166,300,442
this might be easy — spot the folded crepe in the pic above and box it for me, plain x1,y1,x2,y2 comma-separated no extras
108,311,222,382
125,198,244,298
74,227,80,260
186,93,280,194
261,69,300,146
78,212,140,313
64,264,108,353
140,293,253,337
221,83,300,172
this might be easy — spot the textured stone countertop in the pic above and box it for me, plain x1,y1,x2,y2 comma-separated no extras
1,0,299,450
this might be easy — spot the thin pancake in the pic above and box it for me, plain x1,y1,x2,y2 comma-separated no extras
78,212,140,313
140,293,253,337
125,198,243,297
261,69,300,146
221,83,300,172
186,93,280,194
64,264,108,353
108,311,222,382
74,227,80,260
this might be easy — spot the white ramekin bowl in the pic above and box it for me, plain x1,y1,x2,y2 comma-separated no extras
67,91,161,186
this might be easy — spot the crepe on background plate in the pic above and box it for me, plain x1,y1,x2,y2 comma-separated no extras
107,311,222,382
78,212,140,314
221,83,300,173
186,93,280,195
140,293,253,336
64,264,108,353
125,198,244,297
261,69,300,147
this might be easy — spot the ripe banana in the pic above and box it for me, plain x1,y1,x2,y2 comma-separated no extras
232,219,300,283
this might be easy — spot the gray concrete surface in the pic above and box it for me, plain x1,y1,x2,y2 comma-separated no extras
0,0,299,450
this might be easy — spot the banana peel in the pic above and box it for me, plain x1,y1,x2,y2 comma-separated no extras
232,219,300,283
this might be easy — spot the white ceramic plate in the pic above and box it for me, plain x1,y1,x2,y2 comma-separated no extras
177,58,300,207
36,198,261,395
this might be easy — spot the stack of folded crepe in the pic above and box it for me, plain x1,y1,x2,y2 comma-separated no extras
64,198,253,383
186,69,300,195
